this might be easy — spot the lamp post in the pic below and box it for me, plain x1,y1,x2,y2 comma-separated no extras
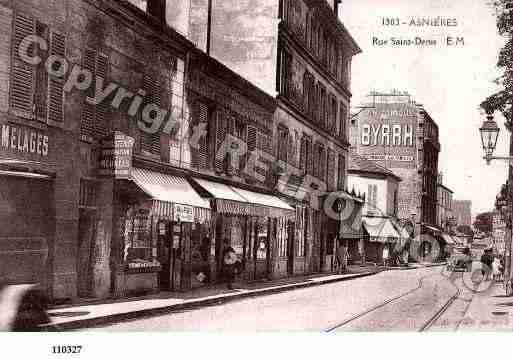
480,112,513,295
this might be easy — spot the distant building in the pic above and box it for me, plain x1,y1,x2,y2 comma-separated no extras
349,90,440,239
453,200,472,227
437,172,454,233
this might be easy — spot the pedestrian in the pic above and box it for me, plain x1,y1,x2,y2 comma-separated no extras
480,250,493,281
500,256,505,281
493,257,502,281
382,245,390,267
335,240,348,274
222,246,238,289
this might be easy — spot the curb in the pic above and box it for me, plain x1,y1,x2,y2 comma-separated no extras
46,271,379,331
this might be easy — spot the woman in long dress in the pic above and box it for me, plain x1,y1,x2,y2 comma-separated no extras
492,257,502,281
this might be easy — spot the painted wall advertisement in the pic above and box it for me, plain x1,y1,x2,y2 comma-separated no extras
98,132,135,179
357,103,418,169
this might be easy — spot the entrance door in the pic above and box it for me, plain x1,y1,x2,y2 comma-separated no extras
157,221,171,290
77,208,97,298
287,220,295,276
254,217,270,280
180,222,192,291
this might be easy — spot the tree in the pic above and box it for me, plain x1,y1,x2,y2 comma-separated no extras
457,225,474,237
481,1,512,120
473,211,494,233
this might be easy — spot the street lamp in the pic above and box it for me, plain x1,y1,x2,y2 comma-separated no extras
480,113,501,164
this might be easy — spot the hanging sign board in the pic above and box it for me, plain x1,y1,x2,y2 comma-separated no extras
174,204,194,223
98,132,135,179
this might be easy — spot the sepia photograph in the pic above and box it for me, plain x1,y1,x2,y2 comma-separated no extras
0,0,512,354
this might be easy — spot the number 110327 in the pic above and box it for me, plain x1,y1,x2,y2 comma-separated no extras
51,346,83,354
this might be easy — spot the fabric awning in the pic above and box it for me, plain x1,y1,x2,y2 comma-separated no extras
363,216,400,243
130,168,210,220
340,222,363,239
191,178,294,218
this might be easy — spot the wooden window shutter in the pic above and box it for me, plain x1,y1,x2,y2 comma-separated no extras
47,31,65,123
214,110,227,172
140,73,161,154
246,125,257,174
34,21,48,122
95,53,110,139
340,102,347,140
287,130,295,167
306,137,313,176
191,101,209,170
10,12,36,119
80,48,96,142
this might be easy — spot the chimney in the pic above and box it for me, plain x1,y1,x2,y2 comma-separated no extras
147,0,166,25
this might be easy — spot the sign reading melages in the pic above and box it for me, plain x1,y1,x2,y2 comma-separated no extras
1,124,49,157
98,132,135,179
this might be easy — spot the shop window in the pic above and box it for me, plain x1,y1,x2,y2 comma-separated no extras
229,216,245,258
256,217,268,260
123,207,154,265
277,218,288,258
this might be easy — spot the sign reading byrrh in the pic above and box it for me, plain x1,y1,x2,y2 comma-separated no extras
98,132,135,179
1,124,49,157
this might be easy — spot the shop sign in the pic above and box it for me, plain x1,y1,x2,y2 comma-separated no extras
98,132,135,179
174,204,194,223
1,124,49,157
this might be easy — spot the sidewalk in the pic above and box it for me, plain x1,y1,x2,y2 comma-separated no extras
46,264,382,331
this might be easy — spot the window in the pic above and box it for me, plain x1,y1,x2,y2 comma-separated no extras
299,134,313,176
123,206,153,265
339,102,348,140
329,94,338,132
337,153,346,190
317,84,326,128
303,71,315,116
81,49,110,142
315,143,326,181
367,184,378,214
139,73,162,155
190,101,211,170
10,13,65,123
277,126,288,163
327,149,336,191
279,48,292,96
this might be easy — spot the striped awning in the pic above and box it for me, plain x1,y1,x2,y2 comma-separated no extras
191,178,295,218
363,216,401,243
130,168,210,221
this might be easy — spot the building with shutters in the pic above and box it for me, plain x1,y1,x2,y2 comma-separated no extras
492,211,506,256
349,91,441,250
0,0,364,302
157,0,363,276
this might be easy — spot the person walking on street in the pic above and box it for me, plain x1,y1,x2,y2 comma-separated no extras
493,257,503,281
382,245,390,268
222,246,238,290
336,240,348,274
481,250,493,281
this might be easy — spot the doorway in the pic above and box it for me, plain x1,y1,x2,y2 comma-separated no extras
77,208,97,298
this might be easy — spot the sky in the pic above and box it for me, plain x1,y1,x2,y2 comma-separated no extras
339,0,508,217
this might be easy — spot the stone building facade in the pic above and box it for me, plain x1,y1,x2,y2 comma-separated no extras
153,0,363,276
0,0,363,301
349,91,441,238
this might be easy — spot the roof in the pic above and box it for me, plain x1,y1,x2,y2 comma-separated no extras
348,151,402,181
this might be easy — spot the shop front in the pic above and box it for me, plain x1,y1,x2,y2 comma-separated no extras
189,178,295,282
362,216,400,265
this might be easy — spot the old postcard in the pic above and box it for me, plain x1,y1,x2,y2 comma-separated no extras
0,0,512,356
